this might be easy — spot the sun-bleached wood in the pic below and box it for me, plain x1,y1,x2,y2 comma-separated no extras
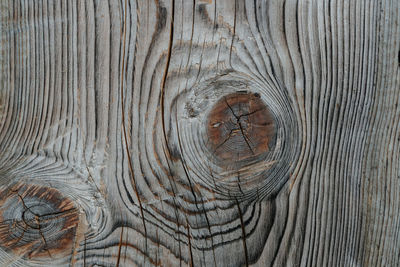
0,0,399,266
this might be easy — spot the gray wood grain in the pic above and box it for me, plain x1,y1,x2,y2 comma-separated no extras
0,0,399,266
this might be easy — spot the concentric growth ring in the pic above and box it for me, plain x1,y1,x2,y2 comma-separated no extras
0,183,82,260
174,71,300,201
207,91,276,163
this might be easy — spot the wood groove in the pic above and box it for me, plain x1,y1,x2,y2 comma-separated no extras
0,0,399,266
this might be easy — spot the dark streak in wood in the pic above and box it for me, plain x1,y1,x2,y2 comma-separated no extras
236,198,249,267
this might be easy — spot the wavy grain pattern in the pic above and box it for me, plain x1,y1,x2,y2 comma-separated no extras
0,0,399,266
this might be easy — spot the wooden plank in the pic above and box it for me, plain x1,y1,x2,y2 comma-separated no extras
0,0,399,266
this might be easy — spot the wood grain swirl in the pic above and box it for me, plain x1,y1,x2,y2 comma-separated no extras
0,0,399,266
0,183,83,261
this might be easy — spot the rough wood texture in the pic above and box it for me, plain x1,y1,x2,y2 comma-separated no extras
0,0,399,266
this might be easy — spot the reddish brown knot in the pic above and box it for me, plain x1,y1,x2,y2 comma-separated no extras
0,183,83,260
207,92,276,163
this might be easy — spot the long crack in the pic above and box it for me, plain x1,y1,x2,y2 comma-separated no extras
224,98,256,154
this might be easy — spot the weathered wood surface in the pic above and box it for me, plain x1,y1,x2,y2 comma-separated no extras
0,0,399,266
